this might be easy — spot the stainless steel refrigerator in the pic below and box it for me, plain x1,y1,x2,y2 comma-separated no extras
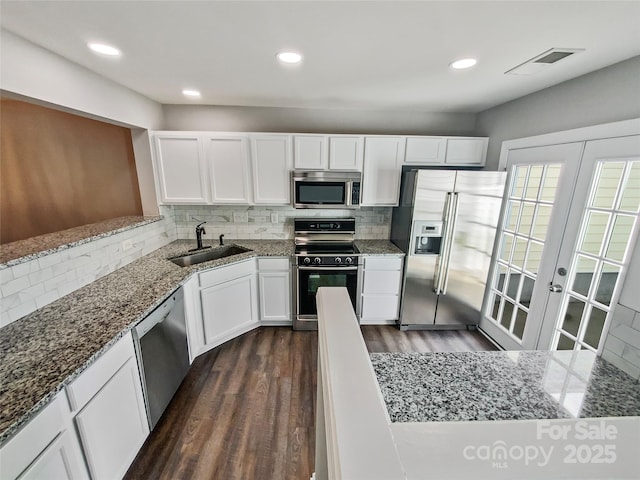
391,169,506,329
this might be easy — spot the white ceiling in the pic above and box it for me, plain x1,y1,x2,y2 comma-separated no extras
1,1,639,113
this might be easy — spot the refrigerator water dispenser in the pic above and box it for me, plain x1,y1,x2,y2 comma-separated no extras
412,221,443,255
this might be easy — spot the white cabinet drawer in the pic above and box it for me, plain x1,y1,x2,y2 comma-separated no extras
199,259,255,288
363,270,402,295
66,332,135,413
361,295,400,321
363,256,403,271
257,257,291,271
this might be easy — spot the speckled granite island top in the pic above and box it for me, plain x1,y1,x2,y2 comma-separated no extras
371,351,640,423
0,239,293,443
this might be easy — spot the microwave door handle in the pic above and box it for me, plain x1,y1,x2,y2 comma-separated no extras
346,181,353,207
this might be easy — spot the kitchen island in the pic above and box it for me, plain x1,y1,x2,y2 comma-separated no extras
315,287,640,480
372,350,640,422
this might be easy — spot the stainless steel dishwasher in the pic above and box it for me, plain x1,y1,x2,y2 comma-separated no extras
132,287,190,430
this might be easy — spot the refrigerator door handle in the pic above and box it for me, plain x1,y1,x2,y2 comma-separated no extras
434,192,453,294
439,192,459,295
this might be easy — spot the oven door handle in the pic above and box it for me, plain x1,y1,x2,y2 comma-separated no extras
296,266,359,271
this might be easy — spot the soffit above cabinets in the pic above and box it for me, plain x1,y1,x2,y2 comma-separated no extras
1,1,639,112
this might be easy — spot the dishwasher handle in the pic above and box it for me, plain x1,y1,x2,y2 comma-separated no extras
136,312,170,337
134,290,181,339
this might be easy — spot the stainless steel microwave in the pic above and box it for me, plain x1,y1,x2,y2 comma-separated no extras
291,170,361,209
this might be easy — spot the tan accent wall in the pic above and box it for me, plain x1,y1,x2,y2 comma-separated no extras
0,99,142,243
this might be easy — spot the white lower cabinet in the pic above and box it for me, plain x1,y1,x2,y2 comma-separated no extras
73,357,148,480
67,332,149,480
360,255,404,324
197,260,259,350
0,393,88,480
18,430,87,480
257,258,291,325
1,333,147,480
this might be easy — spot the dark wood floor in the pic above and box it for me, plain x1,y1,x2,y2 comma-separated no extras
125,326,495,480
362,325,496,353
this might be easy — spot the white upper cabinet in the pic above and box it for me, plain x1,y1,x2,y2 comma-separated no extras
153,133,209,204
444,137,488,165
293,135,363,171
294,135,327,170
250,134,293,205
403,136,488,166
404,137,445,164
151,131,487,207
204,135,251,204
361,137,405,206
329,136,364,170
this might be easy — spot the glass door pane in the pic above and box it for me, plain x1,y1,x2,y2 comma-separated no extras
485,164,561,343
480,142,585,351
551,159,640,352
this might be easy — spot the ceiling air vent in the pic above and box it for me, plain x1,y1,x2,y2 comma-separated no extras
505,48,584,75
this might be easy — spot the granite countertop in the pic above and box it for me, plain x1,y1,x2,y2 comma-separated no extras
371,350,640,423
0,239,293,443
0,235,400,442
0,216,163,266
356,240,404,255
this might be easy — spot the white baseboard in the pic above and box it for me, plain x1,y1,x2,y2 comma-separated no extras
359,319,397,325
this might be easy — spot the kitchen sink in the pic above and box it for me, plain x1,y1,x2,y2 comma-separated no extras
168,245,252,267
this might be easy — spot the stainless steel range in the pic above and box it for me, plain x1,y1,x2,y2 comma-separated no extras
292,218,360,330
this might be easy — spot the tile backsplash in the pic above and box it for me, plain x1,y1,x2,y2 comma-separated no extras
601,303,640,380
0,207,177,327
171,205,392,241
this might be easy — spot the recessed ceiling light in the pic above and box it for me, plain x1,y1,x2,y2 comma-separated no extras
276,51,303,64
450,58,477,70
182,89,201,97
88,42,121,57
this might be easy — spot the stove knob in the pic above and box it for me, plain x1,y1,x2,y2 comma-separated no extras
314,257,322,265
335,257,342,264
345,257,353,265
303,257,311,265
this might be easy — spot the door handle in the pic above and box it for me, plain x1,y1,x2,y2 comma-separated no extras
548,282,563,293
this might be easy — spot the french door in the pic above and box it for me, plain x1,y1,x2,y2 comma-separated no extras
480,135,640,352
